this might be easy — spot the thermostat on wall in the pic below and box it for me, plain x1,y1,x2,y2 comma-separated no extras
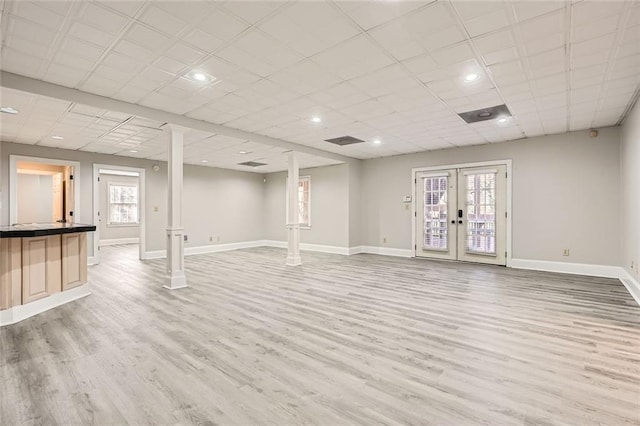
403,195,412,203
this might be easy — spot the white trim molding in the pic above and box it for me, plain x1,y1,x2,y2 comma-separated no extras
144,240,267,260
510,258,622,278
99,238,140,246
619,269,640,306
0,284,91,326
358,246,413,258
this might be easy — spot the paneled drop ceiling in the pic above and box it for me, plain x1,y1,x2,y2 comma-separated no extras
0,0,638,172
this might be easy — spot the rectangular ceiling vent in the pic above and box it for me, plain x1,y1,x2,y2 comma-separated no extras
458,104,512,124
238,161,267,167
324,136,365,146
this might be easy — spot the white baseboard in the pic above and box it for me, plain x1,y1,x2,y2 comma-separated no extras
100,237,139,246
620,269,640,306
358,245,413,258
349,246,364,255
510,258,621,279
0,284,91,326
144,240,266,260
262,240,353,255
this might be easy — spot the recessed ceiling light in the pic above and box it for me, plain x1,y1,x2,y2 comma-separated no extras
51,135,64,140
0,107,19,114
464,73,479,82
187,70,214,83
239,150,250,154
201,160,209,163
373,139,382,145
311,116,322,123
129,149,138,153
497,117,509,123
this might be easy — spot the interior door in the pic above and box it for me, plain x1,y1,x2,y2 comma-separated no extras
415,165,507,266
415,169,457,260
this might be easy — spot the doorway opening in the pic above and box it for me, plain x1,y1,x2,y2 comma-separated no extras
92,164,146,264
10,155,80,225
412,160,512,266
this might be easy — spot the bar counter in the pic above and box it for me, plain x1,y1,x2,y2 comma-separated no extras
0,223,96,326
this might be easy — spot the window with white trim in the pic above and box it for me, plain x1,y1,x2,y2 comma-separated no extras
286,176,311,228
108,182,139,225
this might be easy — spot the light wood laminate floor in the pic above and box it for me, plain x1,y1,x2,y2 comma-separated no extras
1,245,639,425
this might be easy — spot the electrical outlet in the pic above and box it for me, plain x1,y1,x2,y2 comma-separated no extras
383,237,387,243
153,206,159,212
562,249,570,256
183,235,188,242
209,236,213,242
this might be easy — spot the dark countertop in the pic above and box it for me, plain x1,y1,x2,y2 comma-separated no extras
0,223,97,238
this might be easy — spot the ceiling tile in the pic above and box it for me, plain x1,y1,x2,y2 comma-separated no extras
123,24,171,52
312,35,395,80
338,1,427,30
196,8,250,41
259,2,359,58
182,29,225,53
138,5,188,36
513,1,565,22
462,7,511,37
78,2,129,35
12,1,65,31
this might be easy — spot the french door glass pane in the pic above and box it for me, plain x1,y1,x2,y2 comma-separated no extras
465,173,496,254
423,176,448,250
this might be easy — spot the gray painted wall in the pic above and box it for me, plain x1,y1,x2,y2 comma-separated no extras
264,163,349,247
182,165,264,249
621,101,640,279
17,174,53,223
359,128,621,266
98,173,140,242
0,142,266,256
1,125,627,270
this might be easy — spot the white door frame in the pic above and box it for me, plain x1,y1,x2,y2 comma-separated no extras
92,163,146,264
9,155,81,225
411,159,513,267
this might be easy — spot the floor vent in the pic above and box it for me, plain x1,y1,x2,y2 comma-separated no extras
324,136,365,146
238,161,267,167
458,104,512,124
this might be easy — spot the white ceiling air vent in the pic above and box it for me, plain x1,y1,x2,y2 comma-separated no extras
458,104,512,124
238,161,267,167
324,136,365,146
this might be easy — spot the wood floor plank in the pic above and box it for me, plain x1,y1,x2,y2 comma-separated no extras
1,245,639,425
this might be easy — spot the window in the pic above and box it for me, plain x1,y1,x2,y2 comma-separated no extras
108,182,138,225
286,176,311,228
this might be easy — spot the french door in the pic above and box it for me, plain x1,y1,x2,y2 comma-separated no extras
415,165,506,265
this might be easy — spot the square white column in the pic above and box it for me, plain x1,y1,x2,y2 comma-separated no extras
286,151,302,266
164,125,187,289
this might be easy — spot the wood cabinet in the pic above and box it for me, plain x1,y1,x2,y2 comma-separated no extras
0,238,22,309
22,235,62,304
62,232,87,290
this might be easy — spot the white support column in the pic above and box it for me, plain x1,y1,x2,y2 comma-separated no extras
286,151,302,266
164,125,187,289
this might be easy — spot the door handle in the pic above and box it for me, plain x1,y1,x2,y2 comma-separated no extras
451,220,455,224
458,220,463,224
